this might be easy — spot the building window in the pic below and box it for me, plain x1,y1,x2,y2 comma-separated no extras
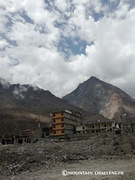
61,124,64,127
53,125,55,128
61,112,63,115
82,126,85,129
54,131,56,134
61,118,64,121
62,130,64,133
53,119,55,122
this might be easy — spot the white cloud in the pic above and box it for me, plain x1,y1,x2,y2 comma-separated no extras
0,0,135,98
54,0,68,12
0,77,10,89
0,39,8,49
12,84,28,99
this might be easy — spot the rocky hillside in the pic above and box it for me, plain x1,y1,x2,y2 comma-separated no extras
0,78,77,115
63,76,135,119
0,78,80,135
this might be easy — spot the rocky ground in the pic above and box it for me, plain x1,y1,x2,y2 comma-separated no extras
11,157,135,180
0,133,135,179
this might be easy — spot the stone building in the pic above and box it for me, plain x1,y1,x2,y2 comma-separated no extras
14,121,50,144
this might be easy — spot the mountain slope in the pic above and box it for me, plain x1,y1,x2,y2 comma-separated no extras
0,78,78,115
0,78,81,135
63,76,135,119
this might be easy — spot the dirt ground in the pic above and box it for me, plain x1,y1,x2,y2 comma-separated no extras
2,157,135,180
0,133,135,180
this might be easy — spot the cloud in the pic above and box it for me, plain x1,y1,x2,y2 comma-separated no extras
54,0,68,12
0,77,10,89
0,0,135,98
12,84,29,99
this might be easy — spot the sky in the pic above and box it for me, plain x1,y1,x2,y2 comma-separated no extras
0,0,135,98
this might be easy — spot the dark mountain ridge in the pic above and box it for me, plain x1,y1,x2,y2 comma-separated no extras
0,78,82,135
0,78,77,115
63,76,135,119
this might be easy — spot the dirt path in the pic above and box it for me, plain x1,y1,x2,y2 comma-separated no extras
3,157,135,180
